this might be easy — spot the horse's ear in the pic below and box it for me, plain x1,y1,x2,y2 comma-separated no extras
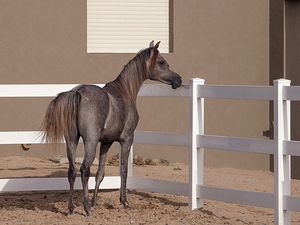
148,41,160,72
150,41,160,58
149,40,154,48
154,41,160,50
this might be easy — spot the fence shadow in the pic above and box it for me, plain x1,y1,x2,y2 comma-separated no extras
0,190,73,216
0,186,188,216
128,189,188,207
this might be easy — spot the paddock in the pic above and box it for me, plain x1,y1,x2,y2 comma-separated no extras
1,78,300,225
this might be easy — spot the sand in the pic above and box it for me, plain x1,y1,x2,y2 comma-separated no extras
0,156,300,225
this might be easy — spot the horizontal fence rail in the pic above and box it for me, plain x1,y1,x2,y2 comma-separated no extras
0,131,43,144
285,196,300,212
0,84,190,98
283,140,300,157
128,177,189,196
134,131,189,147
283,86,300,101
139,84,190,97
198,135,274,154
0,84,89,97
198,85,274,100
0,131,189,146
199,185,274,209
0,176,120,192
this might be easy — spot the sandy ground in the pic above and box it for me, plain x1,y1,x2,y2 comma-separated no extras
0,156,300,225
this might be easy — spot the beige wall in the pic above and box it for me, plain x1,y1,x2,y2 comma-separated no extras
285,0,300,178
0,0,270,170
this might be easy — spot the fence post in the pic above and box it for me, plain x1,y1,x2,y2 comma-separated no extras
273,79,291,225
189,78,205,210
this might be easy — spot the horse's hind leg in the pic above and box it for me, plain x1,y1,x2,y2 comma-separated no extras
66,136,79,215
80,140,97,216
91,142,113,207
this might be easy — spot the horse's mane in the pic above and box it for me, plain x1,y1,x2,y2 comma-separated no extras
104,47,152,102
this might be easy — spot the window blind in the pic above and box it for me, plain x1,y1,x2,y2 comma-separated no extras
87,0,170,53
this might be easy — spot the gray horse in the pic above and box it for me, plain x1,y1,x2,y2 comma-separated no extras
42,41,182,216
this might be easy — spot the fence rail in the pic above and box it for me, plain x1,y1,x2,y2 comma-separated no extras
198,135,274,154
198,85,274,100
283,86,300,101
0,83,190,97
0,177,120,192
199,185,274,209
0,79,300,225
284,140,300,156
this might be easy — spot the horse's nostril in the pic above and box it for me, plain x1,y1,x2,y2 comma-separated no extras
176,77,182,85
178,78,182,85
171,77,182,89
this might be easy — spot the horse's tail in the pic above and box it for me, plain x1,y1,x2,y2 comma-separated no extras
41,89,81,144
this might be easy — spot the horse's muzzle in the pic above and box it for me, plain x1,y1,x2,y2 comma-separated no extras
171,74,182,89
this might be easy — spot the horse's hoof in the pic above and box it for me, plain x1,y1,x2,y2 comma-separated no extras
68,207,75,216
68,200,76,215
68,212,75,217
83,201,91,216
84,207,91,217
121,201,130,208
84,206,91,216
91,198,97,207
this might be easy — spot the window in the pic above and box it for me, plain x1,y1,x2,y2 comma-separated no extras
87,0,171,53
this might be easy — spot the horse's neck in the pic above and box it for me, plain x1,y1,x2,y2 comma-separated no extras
120,72,144,102
106,71,145,103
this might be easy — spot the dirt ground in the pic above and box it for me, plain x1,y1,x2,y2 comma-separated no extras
0,156,300,225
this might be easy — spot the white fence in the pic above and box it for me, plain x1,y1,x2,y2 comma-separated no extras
0,79,300,225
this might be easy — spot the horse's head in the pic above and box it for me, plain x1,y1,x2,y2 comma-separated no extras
147,41,182,89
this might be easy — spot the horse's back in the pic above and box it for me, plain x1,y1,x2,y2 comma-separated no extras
77,84,108,107
76,85,109,138
76,84,126,142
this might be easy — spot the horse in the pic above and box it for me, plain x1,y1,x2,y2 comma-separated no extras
41,41,182,216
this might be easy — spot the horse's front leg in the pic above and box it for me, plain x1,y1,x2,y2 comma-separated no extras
119,137,133,208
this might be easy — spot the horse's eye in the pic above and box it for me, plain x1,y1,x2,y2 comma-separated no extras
159,60,165,65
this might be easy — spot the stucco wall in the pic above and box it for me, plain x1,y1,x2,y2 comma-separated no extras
0,0,269,170
285,0,300,178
